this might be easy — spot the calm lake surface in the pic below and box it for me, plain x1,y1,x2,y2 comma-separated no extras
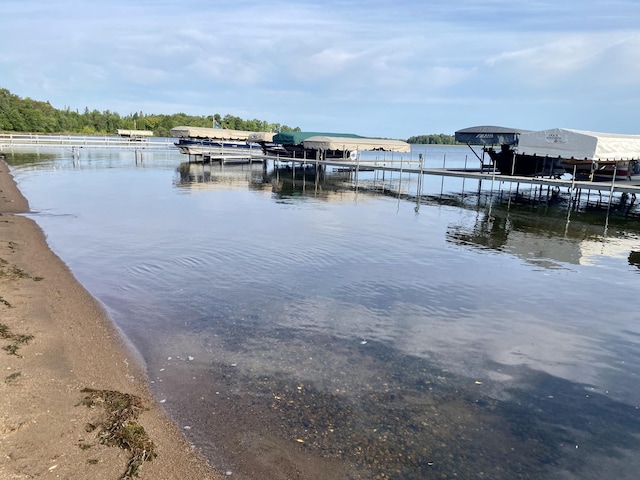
7,145,640,479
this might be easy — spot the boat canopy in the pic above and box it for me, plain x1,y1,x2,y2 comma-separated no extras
454,126,531,146
247,132,275,143
170,126,257,141
302,136,411,153
116,129,153,137
273,131,363,145
517,128,640,161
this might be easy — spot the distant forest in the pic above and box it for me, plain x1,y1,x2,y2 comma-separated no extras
0,88,457,143
0,88,300,137
406,134,458,145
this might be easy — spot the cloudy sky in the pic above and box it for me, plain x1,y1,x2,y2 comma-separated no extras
3,0,640,138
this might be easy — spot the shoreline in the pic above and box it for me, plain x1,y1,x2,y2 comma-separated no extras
0,159,222,479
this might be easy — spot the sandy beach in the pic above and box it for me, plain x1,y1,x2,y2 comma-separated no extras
0,158,222,479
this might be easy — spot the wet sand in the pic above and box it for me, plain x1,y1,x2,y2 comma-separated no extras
0,158,222,479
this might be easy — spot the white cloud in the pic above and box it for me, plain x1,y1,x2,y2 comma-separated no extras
3,0,640,137
485,32,640,88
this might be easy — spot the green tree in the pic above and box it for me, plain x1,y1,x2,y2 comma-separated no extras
0,87,299,136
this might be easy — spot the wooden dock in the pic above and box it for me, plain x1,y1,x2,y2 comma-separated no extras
263,155,640,196
3,134,640,198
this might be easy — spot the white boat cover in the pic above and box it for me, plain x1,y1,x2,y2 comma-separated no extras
116,129,153,137
170,126,257,141
517,128,640,161
301,136,411,153
247,132,275,142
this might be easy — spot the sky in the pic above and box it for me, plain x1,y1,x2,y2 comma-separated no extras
3,0,640,139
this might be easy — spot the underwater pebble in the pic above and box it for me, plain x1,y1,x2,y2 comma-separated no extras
159,399,166,403
360,340,367,345
183,425,192,430
188,356,194,361
167,356,172,360
225,471,233,476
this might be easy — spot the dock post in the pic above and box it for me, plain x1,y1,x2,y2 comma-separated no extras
416,153,424,211
292,161,296,188
606,163,618,212
440,153,446,196
355,150,360,195
461,154,468,197
398,154,404,199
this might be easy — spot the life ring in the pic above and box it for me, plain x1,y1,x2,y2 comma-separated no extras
349,150,358,161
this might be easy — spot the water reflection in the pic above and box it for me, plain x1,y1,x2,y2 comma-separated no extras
6,149,640,479
445,191,640,269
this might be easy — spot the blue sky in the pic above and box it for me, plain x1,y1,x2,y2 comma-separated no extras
3,0,640,138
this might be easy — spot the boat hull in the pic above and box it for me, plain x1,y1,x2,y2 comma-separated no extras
259,143,351,160
175,139,256,156
486,148,565,177
562,159,640,181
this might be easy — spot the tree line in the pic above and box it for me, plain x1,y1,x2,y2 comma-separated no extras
0,88,457,143
0,88,301,137
406,134,458,145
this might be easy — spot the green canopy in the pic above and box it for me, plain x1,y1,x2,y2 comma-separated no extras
273,131,363,145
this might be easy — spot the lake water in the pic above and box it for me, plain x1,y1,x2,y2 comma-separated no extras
6,145,640,479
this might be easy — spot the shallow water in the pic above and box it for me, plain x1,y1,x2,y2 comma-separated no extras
7,145,640,479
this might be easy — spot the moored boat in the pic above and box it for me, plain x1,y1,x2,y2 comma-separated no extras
517,128,640,181
455,126,640,180
253,131,365,159
454,125,566,176
116,129,154,142
251,131,410,160
170,126,263,156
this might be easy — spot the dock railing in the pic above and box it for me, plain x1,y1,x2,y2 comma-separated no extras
0,133,175,150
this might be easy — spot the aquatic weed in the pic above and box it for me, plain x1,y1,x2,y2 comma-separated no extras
5,371,21,384
79,388,157,479
0,323,33,357
0,257,30,279
0,256,42,281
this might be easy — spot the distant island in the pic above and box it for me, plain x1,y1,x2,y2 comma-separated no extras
0,88,456,144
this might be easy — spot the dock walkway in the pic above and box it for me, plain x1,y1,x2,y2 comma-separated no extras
3,135,640,197
0,133,174,150
259,154,640,196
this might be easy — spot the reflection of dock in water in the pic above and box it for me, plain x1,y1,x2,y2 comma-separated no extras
175,162,271,193
444,191,640,268
179,150,640,229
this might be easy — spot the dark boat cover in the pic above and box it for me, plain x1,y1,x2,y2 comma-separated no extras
454,126,531,146
273,131,363,145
